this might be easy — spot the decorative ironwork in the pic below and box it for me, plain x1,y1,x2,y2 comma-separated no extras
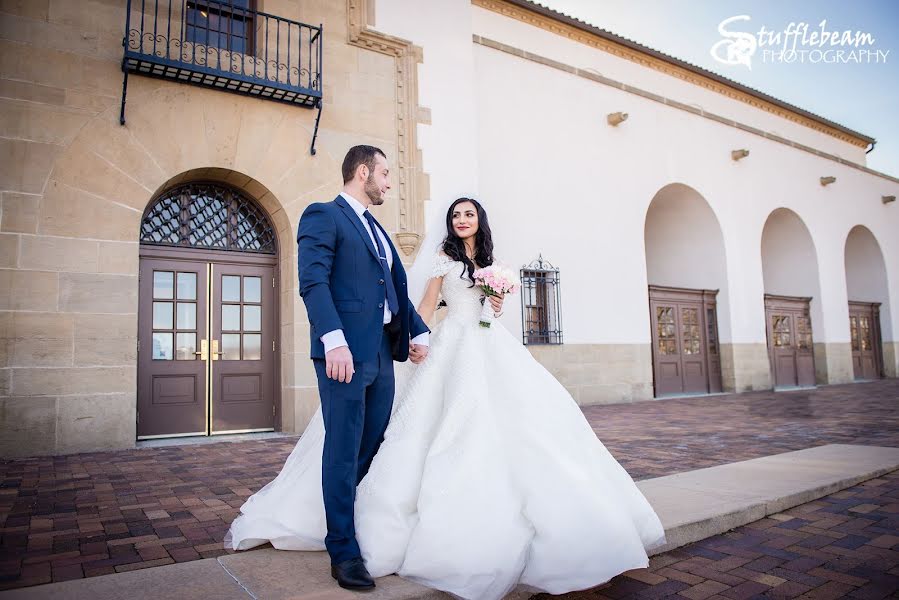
120,0,323,154
520,254,563,345
141,183,276,254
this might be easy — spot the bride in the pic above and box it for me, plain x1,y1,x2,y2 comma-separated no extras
225,197,666,600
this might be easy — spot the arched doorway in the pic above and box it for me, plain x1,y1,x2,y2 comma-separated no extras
137,182,280,439
760,208,822,389
644,183,729,397
844,225,890,380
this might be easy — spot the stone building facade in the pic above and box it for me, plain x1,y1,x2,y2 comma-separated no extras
1,0,896,457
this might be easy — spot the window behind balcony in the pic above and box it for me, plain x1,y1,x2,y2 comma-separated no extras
186,0,255,55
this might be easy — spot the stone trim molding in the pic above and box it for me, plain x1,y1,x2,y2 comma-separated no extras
347,0,430,256
473,35,899,186
473,0,873,150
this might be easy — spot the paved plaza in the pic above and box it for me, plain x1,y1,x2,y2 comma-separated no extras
0,379,897,596
554,470,899,600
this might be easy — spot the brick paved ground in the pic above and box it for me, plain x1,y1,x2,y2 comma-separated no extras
545,470,899,600
583,379,899,479
0,379,896,590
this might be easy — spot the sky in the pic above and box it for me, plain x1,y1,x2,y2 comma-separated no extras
541,0,899,177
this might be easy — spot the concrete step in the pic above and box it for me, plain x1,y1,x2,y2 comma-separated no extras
5,443,899,600
639,443,899,555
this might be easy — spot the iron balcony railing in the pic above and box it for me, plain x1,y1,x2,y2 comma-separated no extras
120,0,323,153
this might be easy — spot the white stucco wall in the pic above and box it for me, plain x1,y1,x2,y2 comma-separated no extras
375,0,481,218
644,184,731,340
845,225,894,341
761,208,826,339
374,0,899,352
471,5,871,165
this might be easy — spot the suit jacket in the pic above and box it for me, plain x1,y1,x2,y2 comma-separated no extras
297,195,429,362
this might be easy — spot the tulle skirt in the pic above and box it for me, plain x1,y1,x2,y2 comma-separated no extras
226,317,666,600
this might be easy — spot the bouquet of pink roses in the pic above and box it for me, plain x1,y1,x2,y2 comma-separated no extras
472,264,520,328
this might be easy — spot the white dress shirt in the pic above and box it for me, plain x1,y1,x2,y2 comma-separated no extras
320,192,429,353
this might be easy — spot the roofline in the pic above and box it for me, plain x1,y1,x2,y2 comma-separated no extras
495,0,876,146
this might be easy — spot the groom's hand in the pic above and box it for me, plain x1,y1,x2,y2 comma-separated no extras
325,346,354,383
409,343,429,364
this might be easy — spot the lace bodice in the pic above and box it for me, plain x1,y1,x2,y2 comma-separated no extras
431,253,485,323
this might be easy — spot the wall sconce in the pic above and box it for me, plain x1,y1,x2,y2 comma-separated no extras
731,149,750,161
883,195,896,204
607,112,628,126
820,176,836,186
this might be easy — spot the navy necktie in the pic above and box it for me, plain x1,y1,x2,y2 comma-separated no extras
363,210,399,315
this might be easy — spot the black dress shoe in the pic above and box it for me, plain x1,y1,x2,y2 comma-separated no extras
331,557,375,591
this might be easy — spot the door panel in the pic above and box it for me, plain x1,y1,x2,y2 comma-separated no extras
660,362,680,378
850,316,862,376
765,296,815,389
138,251,278,439
651,302,683,396
679,305,707,394
794,314,815,387
849,302,883,380
138,259,208,438
705,306,723,393
649,287,721,397
210,263,276,434
768,311,797,387
858,316,876,378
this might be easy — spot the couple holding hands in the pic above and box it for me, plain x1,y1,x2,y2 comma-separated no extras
225,145,665,600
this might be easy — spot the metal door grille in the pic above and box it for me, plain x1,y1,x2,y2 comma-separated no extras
141,183,276,254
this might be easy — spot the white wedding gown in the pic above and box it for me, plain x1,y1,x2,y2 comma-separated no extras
225,253,666,600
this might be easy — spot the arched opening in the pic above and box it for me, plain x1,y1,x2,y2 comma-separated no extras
137,175,283,439
844,225,890,380
644,183,729,397
760,208,822,388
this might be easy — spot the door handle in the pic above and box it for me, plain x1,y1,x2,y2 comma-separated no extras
211,339,225,360
194,339,208,361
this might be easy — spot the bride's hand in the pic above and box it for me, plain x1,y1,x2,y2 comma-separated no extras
409,342,429,364
489,293,504,315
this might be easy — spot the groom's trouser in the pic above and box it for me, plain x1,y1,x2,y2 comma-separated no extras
313,329,395,565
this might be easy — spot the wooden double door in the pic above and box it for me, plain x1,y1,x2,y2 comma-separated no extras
137,248,278,439
649,286,723,397
764,295,815,389
849,301,883,381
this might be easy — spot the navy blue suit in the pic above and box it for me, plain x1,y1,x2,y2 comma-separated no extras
297,195,429,564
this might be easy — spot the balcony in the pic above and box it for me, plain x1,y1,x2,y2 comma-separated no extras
120,0,323,152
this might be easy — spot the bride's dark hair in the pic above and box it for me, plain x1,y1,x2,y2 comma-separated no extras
442,197,494,287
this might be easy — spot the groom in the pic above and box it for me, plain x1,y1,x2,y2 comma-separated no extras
297,145,430,590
